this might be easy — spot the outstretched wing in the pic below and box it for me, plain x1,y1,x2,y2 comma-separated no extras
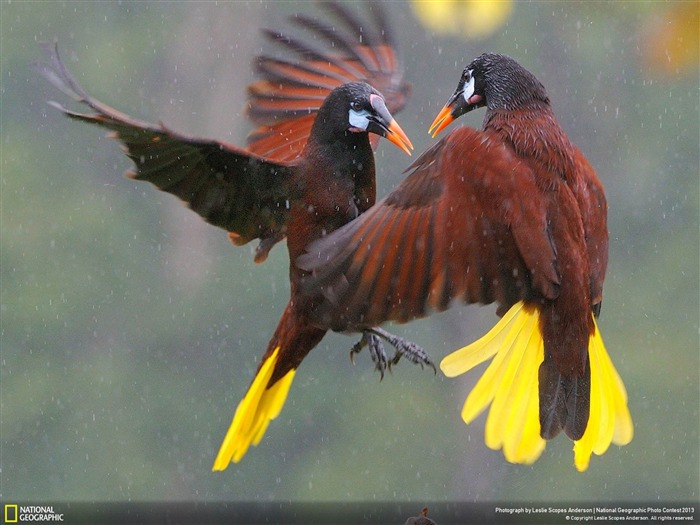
298,127,562,331
37,42,296,261
246,1,411,162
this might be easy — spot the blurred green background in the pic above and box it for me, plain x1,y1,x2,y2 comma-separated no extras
2,0,698,505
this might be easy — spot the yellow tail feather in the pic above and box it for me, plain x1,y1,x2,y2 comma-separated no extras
212,347,296,471
573,318,633,471
441,301,633,471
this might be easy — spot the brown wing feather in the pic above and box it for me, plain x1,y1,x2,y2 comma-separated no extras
37,42,295,253
572,147,608,314
299,128,562,331
246,2,411,163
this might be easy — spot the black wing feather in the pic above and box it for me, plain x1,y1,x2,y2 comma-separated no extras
37,42,295,254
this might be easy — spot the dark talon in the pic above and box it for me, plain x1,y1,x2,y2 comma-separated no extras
368,326,437,374
349,339,363,366
367,333,388,380
349,327,435,377
350,331,388,380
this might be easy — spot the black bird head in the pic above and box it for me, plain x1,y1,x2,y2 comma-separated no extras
429,53,550,137
312,81,413,155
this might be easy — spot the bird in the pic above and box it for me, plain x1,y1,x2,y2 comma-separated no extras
298,52,633,471
245,1,411,167
404,507,438,525
35,3,437,472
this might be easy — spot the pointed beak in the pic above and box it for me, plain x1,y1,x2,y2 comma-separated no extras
428,84,483,138
368,93,414,156
384,118,414,156
428,102,456,138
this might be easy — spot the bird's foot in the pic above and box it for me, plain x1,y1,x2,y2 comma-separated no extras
350,331,389,380
350,327,436,379
369,327,437,374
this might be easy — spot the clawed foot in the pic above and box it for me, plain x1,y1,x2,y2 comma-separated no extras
349,327,436,380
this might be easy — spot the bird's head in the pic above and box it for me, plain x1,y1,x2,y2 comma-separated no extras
315,82,413,155
429,53,549,137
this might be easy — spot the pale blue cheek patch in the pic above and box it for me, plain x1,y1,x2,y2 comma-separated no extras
348,108,370,131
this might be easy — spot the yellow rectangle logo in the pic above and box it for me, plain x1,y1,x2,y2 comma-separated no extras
4,504,18,523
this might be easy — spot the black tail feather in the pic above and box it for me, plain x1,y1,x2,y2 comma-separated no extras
538,353,590,441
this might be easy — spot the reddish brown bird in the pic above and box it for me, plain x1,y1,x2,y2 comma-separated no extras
36,3,433,471
300,53,632,470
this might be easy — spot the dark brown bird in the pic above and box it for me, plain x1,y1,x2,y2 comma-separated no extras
35,3,434,471
245,1,411,166
404,507,437,525
299,53,633,470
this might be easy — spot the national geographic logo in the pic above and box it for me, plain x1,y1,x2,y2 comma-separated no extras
3,505,64,522
4,505,18,523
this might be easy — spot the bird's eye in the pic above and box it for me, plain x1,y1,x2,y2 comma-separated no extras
351,101,362,111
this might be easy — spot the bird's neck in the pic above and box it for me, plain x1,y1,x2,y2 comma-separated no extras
287,133,376,263
304,131,377,209
484,104,579,183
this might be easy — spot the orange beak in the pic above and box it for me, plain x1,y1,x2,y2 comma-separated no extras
385,118,414,156
428,103,455,138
